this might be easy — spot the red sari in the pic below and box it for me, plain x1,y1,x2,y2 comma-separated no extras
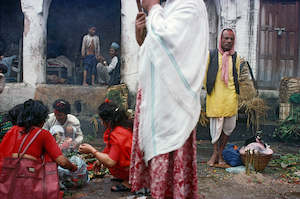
0,126,62,173
130,90,199,199
102,126,133,181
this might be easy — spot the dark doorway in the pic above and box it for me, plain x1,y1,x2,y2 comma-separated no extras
47,0,121,84
257,0,300,89
0,0,23,82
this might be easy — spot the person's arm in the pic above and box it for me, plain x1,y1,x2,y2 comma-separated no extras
81,36,86,57
71,116,84,144
43,130,77,171
0,74,5,94
42,119,50,131
55,155,77,172
79,143,117,168
142,0,159,12
135,12,147,46
146,0,203,44
107,57,118,73
96,36,100,57
202,51,210,90
74,128,83,145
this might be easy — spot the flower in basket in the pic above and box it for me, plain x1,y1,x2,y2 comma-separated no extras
240,140,273,172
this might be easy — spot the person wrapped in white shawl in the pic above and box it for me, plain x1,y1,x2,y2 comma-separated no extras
130,0,209,197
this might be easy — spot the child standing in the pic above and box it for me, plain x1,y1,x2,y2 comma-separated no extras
81,26,100,86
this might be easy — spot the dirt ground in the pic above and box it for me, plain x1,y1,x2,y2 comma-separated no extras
64,139,300,199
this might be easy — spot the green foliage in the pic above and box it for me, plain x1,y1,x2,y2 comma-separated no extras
106,84,129,111
274,104,300,141
269,152,300,183
83,134,96,143
270,153,300,168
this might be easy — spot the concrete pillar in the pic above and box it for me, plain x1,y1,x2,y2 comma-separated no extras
205,0,218,49
121,0,139,93
248,0,260,77
21,0,52,86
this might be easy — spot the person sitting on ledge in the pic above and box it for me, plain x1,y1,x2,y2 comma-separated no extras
79,100,133,192
43,99,83,148
97,42,121,86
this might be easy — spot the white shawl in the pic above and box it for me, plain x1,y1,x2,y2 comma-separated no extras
138,0,209,163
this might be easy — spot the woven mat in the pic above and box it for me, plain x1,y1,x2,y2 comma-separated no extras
212,163,231,168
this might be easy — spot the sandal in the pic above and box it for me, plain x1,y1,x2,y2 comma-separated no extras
111,184,131,192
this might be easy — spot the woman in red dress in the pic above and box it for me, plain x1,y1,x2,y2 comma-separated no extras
0,100,77,173
79,101,133,192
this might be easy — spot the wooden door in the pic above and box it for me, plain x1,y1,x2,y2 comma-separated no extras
257,0,299,89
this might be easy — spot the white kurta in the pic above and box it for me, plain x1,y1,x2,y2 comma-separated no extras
138,0,209,163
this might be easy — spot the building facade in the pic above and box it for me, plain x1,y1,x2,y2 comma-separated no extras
0,0,299,112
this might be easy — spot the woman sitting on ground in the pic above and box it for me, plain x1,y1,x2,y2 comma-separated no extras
79,100,133,192
0,99,77,173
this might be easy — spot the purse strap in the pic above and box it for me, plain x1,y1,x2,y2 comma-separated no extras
17,129,43,160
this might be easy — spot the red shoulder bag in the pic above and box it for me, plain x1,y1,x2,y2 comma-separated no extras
0,129,60,199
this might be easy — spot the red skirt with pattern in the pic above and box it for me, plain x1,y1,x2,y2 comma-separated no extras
129,89,199,199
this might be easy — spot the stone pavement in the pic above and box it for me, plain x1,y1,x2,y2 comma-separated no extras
64,139,300,199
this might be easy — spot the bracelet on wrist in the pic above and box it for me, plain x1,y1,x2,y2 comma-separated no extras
92,150,98,156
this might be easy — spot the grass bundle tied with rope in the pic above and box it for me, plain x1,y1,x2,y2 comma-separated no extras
238,64,269,131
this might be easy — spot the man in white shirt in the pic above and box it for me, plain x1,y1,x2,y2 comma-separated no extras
96,42,121,86
43,99,84,146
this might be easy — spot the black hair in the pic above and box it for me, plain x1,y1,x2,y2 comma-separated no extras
53,99,71,115
8,104,24,125
17,99,49,133
0,63,7,74
98,102,133,130
88,25,96,30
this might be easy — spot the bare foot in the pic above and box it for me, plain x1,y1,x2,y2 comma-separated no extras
83,82,88,86
218,155,226,165
207,153,218,167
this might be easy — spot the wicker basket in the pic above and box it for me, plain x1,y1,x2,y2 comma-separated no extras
241,153,272,172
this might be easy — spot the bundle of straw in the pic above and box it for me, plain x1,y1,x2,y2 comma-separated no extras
238,60,268,130
239,97,268,130
279,77,300,103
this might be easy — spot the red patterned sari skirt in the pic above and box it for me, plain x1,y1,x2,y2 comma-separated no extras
129,89,199,199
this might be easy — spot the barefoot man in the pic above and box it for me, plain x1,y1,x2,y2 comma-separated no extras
205,28,241,166
81,25,100,86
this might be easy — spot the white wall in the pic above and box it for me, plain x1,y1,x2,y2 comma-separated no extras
120,0,139,93
214,0,260,76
